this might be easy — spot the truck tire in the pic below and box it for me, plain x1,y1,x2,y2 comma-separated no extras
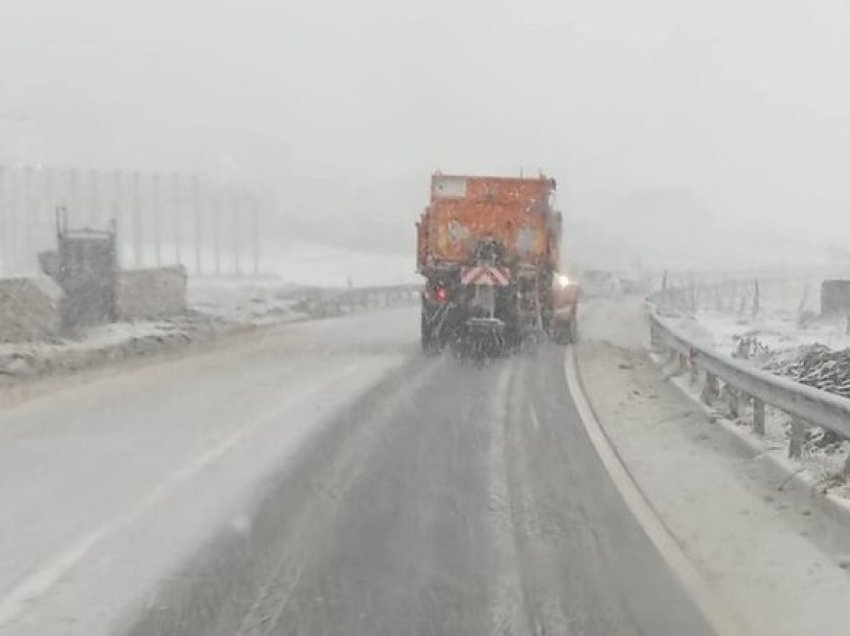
552,315,577,345
422,338,438,355
421,310,440,355
554,321,569,345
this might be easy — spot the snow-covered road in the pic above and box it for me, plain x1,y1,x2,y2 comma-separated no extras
0,303,712,635
0,309,415,635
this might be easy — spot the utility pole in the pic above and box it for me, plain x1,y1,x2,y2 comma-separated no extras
192,175,201,276
90,169,100,228
44,167,55,248
251,194,260,277
23,166,33,272
213,186,221,276
112,171,122,265
232,190,241,276
173,173,182,267
68,167,78,225
133,171,143,268
152,173,161,267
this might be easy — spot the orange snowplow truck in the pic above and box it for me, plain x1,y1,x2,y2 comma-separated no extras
416,173,579,356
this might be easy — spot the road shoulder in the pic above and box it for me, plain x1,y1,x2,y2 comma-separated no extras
576,331,850,636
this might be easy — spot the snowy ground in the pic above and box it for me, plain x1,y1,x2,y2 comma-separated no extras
579,298,850,636
656,275,847,356
261,241,416,288
0,278,313,384
660,351,850,500
0,316,221,383
0,237,421,383
4,290,850,634
0,309,417,636
1,268,420,384
0,303,723,636
667,310,850,360
125,240,416,289
658,277,850,499
187,277,305,325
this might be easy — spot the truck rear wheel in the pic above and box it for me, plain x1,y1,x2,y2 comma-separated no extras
421,309,440,355
553,314,577,345
422,333,439,354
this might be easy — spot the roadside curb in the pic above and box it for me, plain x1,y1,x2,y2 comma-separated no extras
565,346,747,636
654,353,850,537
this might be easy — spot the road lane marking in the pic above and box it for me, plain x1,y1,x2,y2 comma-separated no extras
564,346,746,636
233,357,447,635
509,398,570,632
485,363,533,636
0,361,369,630
529,404,541,432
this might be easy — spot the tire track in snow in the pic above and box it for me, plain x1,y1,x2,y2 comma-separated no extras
0,361,368,631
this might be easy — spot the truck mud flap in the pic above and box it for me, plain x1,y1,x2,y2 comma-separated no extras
455,318,507,359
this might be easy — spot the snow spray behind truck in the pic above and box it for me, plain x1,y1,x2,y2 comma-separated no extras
416,173,579,356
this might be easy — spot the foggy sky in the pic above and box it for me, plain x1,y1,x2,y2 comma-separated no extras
2,0,850,269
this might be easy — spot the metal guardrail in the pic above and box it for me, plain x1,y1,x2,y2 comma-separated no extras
649,303,850,463
293,284,421,318
338,284,421,306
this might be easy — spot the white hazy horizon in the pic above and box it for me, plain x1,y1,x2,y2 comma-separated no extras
2,1,850,271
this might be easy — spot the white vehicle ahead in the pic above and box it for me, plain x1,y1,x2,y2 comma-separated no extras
579,270,622,298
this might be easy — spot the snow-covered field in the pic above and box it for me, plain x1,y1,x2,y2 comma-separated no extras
261,241,416,288
0,280,311,383
658,275,850,371
126,240,416,289
657,277,850,500
187,277,304,325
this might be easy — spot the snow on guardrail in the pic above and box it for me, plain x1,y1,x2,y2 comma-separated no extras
648,291,850,471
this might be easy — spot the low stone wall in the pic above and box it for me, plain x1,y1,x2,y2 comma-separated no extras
117,267,188,321
0,276,64,342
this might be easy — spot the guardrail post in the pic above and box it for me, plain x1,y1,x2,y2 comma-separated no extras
688,348,698,385
728,387,740,419
789,418,806,459
702,372,718,404
651,302,850,451
752,398,765,436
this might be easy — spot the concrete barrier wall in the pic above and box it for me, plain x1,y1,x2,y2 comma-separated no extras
0,276,64,342
117,266,187,321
